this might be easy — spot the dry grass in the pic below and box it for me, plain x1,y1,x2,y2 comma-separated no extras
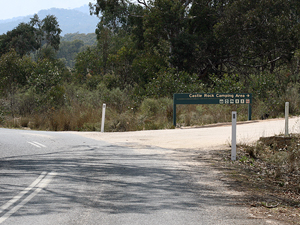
215,134,300,224
1,101,259,131
15,102,251,131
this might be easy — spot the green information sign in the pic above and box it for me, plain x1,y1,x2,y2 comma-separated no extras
173,93,252,126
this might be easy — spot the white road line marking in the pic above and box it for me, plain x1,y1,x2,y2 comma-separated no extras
27,141,41,148
27,141,46,148
0,172,57,224
32,141,46,148
0,172,47,215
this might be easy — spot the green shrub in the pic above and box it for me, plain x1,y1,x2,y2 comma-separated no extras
140,97,172,118
209,73,244,93
145,68,203,98
16,88,36,116
107,110,138,132
280,83,300,114
140,98,160,117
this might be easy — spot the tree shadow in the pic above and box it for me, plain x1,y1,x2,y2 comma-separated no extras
0,143,247,218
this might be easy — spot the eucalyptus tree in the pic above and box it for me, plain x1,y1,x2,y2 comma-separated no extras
89,0,227,79
0,14,62,57
215,0,300,74
0,50,35,116
0,22,40,57
88,0,300,90
41,15,62,51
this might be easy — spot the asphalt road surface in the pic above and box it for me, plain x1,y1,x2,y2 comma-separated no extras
1,117,298,224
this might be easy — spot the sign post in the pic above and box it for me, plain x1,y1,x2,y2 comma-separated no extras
101,103,106,133
285,102,289,136
173,93,252,126
173,99,176,128
248,104,252,120
231,111,237,161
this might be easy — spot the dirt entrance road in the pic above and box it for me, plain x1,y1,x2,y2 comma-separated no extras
73,117,300,225
75,117,300,150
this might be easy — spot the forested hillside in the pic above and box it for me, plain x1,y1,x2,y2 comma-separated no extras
0,5,98,35
1,0,300,132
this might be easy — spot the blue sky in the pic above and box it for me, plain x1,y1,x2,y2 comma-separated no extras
0,0,96,20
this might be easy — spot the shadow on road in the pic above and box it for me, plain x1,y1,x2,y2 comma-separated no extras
0,143,247,219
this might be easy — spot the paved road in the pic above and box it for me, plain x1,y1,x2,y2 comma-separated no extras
1,117,294,224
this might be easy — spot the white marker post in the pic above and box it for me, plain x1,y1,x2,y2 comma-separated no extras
101,104,106,133
231,111,237,161
285,102,289,136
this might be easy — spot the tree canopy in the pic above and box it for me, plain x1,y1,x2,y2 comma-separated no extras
0,14,61,57
87,0,300,83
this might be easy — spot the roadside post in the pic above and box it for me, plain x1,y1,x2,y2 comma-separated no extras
101,103,106,133
285,102,289,136
248,104,252,120
231,111,237,161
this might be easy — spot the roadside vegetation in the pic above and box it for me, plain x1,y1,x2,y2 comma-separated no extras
217,135,300,224
1,0,300,132
0,1,300,222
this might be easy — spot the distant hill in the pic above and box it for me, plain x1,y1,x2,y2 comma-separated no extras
0,5,99,36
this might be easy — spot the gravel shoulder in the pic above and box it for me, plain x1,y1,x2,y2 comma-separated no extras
72,117,300,224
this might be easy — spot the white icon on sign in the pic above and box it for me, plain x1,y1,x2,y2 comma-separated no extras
235,99,239,104
230,99,234,104
241,99,245,104
219,99,224,104
225,99,229,104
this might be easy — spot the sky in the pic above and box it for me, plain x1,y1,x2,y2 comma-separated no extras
0,0,97,20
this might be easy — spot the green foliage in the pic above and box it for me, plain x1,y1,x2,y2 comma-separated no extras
57,39,85,67
214,0,300,73
282,84,300,114
30,59,62,94
106,38,137,88
140,98,172,118
61,33,97,46
28,58,65,109
15,88,36,116
2,22,40,57
138,97,174,130
3,0,300,132
208,74,244,93
0,14,62,58
41,15,62,51
36,45,57,61
100,85,130,113
74,46,103,81
0,50,32,91
0,50,35,116
145,68,203,98
140,98,160,117
131,51,166,88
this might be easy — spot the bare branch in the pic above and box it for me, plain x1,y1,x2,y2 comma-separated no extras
184,0,195,8
137,0,150,9
184,0,191,7
225,56,282,69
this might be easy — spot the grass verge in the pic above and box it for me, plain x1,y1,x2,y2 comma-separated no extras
211,134,300,224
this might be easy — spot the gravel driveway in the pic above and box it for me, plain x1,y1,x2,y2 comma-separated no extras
72,117,300,224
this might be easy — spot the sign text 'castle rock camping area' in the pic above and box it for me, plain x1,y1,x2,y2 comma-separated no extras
173,93,252,126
